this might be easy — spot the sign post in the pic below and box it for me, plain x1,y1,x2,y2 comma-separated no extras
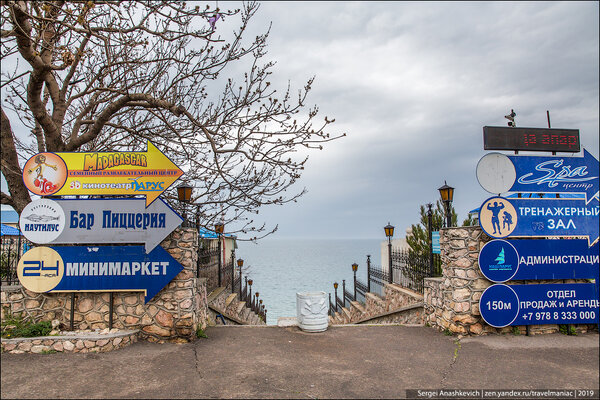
22,140,183,206
479,239,599,282
17,245,184,303
478,196,599,245
480,283,599,328
477,150,599,202
20,198,183,253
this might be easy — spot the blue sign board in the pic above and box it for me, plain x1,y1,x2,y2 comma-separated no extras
432,231,440,254
18,245,183,303
480,283,599,328
478,196,599,245
479,239,599,282
507,149,599,203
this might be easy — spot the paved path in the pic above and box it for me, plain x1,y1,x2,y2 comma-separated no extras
1,325,598,399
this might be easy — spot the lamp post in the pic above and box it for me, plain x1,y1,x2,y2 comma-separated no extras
247,279,253,308
352,262,358,301
176,183,193,227
215,222,224,287
237,259,244,297
438,181,455,228
254,292,259,312
333,282,339,312
384,223,394,284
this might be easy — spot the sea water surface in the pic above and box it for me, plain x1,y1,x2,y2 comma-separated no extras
236,238,382,325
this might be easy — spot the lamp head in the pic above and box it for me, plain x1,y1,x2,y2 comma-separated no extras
384,223,394,238
176,183,193,203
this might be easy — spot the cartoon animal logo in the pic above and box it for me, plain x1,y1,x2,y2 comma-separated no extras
23,153,67,196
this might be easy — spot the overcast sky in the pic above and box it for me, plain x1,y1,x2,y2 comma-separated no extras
3,2,599,241
231,1,600,239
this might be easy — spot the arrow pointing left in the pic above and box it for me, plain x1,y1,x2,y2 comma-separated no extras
17,245,184,303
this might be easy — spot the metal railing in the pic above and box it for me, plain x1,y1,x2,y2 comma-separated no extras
1,235,32,286
391,248,441,294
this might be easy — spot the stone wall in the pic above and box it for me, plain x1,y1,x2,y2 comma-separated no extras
2,329,138,354
423,226,597,335
1,228,209,343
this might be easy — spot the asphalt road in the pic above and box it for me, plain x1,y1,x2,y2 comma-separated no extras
1,325,598,399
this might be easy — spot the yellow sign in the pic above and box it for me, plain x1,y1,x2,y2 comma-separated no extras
23,141,183,206
17,247,64,293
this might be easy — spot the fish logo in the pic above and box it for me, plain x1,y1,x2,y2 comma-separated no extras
23,213,60,223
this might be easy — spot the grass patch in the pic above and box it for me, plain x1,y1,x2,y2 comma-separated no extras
443,328,453,336
1,312,52,339
196,327,208,339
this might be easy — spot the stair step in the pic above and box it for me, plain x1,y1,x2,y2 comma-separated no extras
350,301,365,314
225,293,238,308
385,283,424,300
341,307,351,320
236,301,246,315
242,307,251,321
207,287,227,303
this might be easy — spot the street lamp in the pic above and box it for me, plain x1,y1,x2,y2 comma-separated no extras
215,222,224,287
438,181,455,228
237,259,244,297
352,263,358,301
254,292,259,312
333,282,339,312
247,279,253,308
384,223,394,284
176,183,193,227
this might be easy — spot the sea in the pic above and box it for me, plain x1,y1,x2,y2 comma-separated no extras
236,238,383,325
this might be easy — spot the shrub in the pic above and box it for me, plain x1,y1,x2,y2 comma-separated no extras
1,313,52,338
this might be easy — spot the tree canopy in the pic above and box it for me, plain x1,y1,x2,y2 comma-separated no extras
406,200,458,257
1,1,343,238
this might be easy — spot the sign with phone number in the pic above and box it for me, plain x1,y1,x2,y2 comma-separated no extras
479,283,599,328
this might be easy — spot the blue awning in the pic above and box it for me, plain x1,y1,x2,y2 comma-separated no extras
1,224,22,236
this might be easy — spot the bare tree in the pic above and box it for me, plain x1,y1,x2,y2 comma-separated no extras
1,1,343,238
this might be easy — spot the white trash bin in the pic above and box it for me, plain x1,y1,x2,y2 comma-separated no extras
296,291,329,332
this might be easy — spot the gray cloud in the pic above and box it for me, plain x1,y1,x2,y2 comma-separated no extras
235,1,599,239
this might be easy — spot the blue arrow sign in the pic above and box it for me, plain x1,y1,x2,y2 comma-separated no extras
18,245,183,303
508,149,599,203
478,196,599,246
480,283,599,327
479,239,599,282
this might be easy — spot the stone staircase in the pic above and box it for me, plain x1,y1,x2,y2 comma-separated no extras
206,287,266,326
329,283,424,325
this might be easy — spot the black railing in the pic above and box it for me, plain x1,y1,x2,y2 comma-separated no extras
391,248,441,294
197,239,220,292
239,276,266,322
1,235,32,286
336,295,344,311
367,263,388,297
343,289,354,306
329,293,336,316
355,279,368,302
